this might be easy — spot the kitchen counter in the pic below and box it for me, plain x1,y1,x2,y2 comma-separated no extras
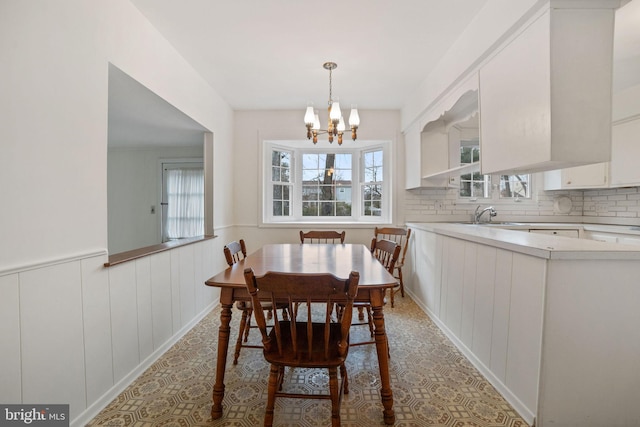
406,222,640,427
409,222,640,260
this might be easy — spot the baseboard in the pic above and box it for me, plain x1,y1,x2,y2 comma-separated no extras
70,301,218,427
404,289,536,426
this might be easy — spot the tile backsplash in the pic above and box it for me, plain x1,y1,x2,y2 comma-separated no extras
404,184,640,225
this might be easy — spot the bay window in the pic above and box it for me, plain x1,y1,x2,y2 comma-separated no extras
263,140,391,224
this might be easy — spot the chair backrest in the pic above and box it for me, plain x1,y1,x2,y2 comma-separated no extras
243,268,359,360
299,230,346,244
224,239,247,266
370,238,401,274
374,227,411,265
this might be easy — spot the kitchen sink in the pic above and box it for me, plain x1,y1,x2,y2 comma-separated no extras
453,221,524,226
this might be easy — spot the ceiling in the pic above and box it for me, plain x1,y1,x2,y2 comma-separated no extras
108,64,208,147
129,0,490,111
109,0,640,147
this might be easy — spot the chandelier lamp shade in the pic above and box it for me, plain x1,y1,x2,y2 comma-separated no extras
304,62,360,145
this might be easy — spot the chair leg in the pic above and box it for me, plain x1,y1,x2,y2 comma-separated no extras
265,364,279,427
390,286,395,308
243,308,253,342
340,363,349,395
277,366,285,391
357,306,365,321
233,308,251,365
365,306,374,337
398,267,405,297
328,367,341,427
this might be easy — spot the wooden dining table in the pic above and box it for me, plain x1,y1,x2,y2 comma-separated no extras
205,243,397,425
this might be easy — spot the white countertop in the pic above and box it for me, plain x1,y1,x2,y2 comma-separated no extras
407,222,640,260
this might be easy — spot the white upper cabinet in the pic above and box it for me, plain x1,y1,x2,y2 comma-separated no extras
610,116,640,186
404,75,479,189
544,162,609,190
404,122,423,189
479,2,617,175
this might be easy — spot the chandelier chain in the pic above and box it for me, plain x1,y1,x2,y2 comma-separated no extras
328,67,333,106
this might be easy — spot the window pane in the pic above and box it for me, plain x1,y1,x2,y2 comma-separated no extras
301,152,352,218
302,185,318,201
271,149,292,217
500,174,531,198
318,185,335,201
363,184,383,216
319,202,334,216
363,150,383,183
335,153,351,168
272,151,280,166
273,201,282,216
302,154,319,169
302,169,319,181
302,201,318,216
336,201,351,216
460,146,480,165
273,185,282,199
459,173,490,198
272,150,291,183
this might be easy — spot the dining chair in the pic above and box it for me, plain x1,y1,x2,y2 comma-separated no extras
224,239,288,365
243,268,360,427
338,238,400,348
298,230,346,318
300,230,346,244
374,226,411,307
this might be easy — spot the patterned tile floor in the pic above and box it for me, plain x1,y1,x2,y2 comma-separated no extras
87,296,530,426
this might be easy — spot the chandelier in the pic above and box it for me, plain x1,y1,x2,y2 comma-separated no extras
304,62,360,145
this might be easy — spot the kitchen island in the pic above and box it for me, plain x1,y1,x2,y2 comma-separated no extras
406,222,640,427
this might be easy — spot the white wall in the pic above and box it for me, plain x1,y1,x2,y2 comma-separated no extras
0,0,234,270
0,1,235,425
401,0,542,130
107,145,204,253
232,109,406,245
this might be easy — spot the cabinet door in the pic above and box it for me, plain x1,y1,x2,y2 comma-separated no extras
544,162,608,190
404,124,422,189
610,117,640,187
480,8,614,174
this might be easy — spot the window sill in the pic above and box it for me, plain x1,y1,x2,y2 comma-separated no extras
259,221,392,229
104,235,216,267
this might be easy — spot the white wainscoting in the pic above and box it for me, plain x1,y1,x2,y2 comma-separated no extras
0,238,222,427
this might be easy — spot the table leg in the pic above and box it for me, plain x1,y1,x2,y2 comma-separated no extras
211,300,233,419
371,291,395,425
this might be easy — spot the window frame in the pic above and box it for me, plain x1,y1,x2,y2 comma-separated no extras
262,140,392,225
160,159,205,242
456,139,536,205
457,171,537,205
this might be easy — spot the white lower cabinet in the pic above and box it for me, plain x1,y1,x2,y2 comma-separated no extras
408,228,543,424
408,224,640,427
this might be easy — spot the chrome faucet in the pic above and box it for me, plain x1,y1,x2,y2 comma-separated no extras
474,205,497,224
